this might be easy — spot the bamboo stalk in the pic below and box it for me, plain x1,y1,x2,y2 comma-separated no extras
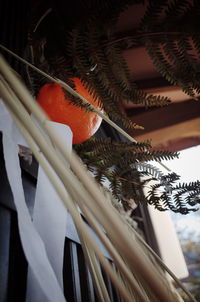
0,56,183,302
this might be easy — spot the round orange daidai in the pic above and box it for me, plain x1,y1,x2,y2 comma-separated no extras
37,78,103,144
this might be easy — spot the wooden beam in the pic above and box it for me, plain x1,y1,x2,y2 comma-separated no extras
126,100,200,136
154,136,200,151
130,118,200,148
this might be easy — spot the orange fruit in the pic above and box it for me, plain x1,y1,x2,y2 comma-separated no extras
37,78,103,144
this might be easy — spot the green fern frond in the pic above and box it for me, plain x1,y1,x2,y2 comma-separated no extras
163,38,196,97
75,136,200,213
192,34,200,57
93,168,108,185
146,174,200,214
135,149,179,163
177,38,200,94
133,163,164,179
139,0,167,31
163,0,193,23
109,177,122,199
145,40,177,85
125,85,171,107
74,137,151,156
75,138,178,170
27,0,200,215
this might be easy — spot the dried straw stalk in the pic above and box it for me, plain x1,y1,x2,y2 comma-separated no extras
0,54,196,302
0,60,158,302
0,75,134,302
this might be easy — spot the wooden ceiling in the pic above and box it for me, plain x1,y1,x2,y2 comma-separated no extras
115,3,200,151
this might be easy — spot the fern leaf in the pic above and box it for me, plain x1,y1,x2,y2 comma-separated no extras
139,0,167,31
145,40,177,85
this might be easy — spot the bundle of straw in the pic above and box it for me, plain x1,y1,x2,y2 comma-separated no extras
0,53,196,302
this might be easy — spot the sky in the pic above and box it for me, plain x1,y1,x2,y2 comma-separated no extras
161,145,200,183
159,145,200,242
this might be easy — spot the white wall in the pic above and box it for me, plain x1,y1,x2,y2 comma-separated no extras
148,205,188,279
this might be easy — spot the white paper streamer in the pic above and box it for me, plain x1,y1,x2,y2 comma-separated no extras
0,101,67,302
26,122,72,302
